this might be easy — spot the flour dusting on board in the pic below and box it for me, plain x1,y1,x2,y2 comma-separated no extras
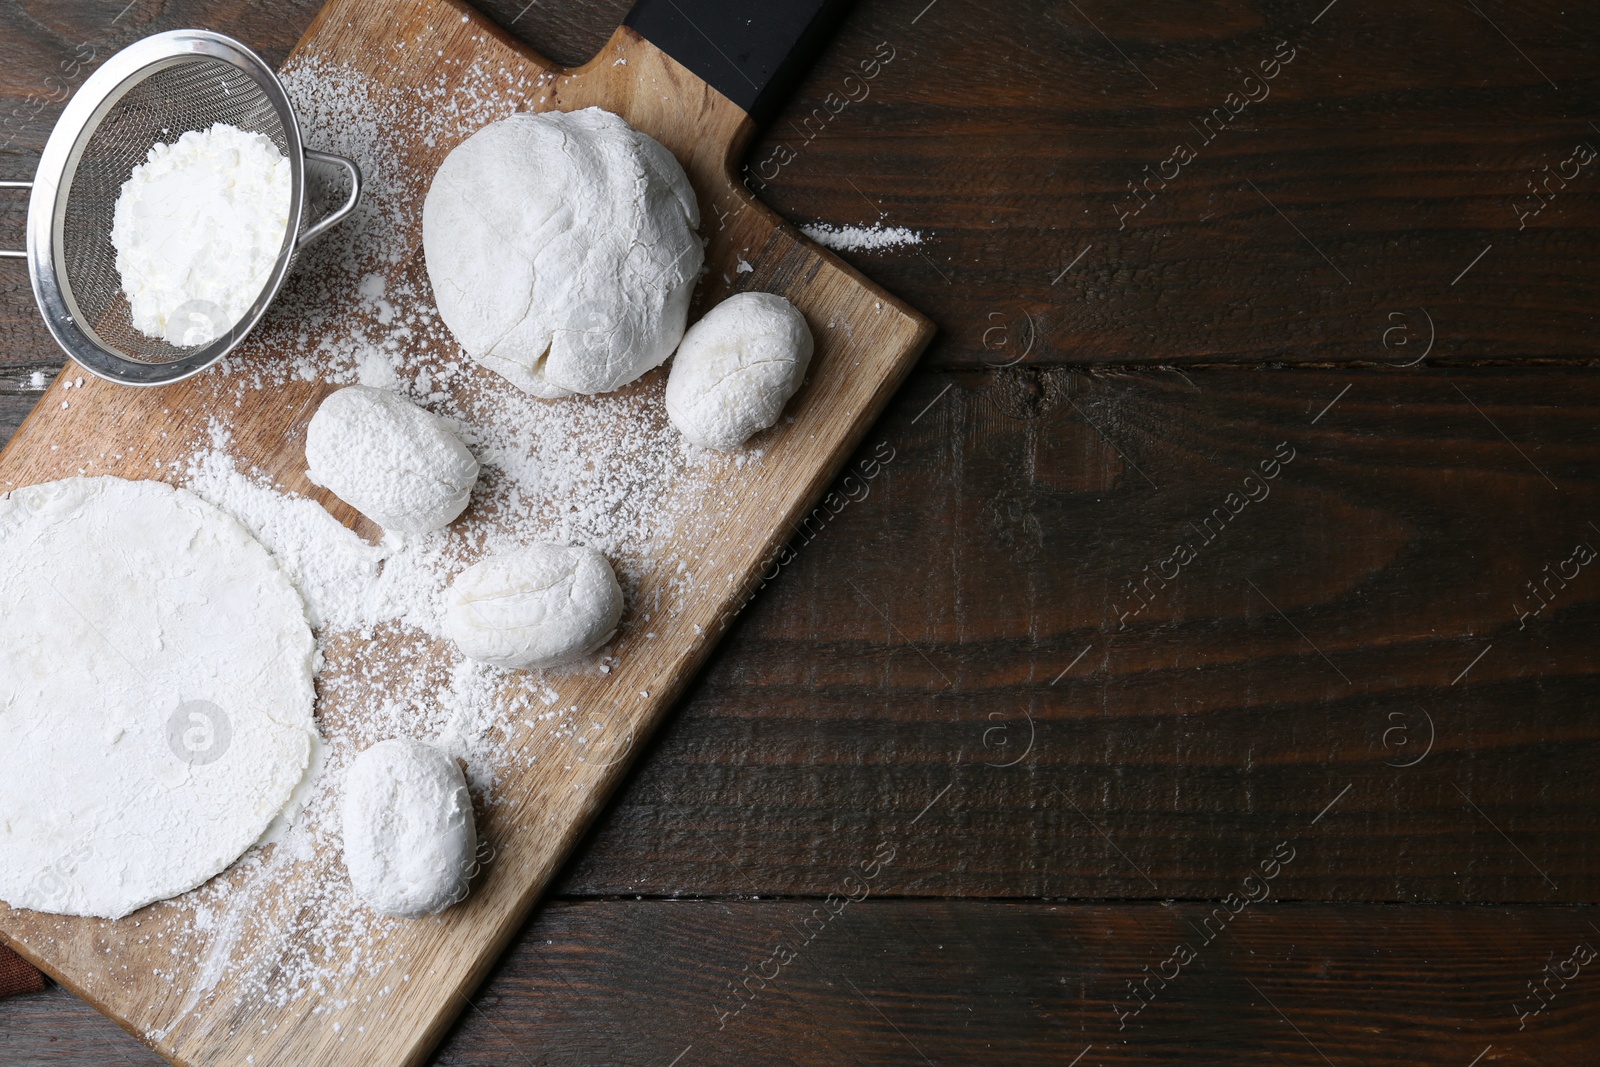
105,50,745,1037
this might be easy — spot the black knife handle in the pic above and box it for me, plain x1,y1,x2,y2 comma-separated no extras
623,0,856,126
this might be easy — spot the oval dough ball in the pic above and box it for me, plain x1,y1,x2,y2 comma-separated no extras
665,292,813,450
444,544,623,669
305,385,479,537
0,477,317,919
423,107,703,398
341,738,477,918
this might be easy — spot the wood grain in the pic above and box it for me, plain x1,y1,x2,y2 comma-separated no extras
539,364,1600,905
8,901,1600,1066
747,0,1600,368
2,0,1599,1064
0,395,37,445
0,1,931,1065
5,364,1600,904
6,0,1600,368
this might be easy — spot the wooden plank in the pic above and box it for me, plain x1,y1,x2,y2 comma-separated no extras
7,0,1600,369
0,1,932,1065
540,365,1600,904
2,0,1598,1061
735,0,1600,367
0,1,322,162
0,394,40,445
5,365,1600,906
8,901,1600,1065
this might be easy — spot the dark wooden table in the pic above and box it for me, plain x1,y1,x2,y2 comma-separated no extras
4,0,1600,1063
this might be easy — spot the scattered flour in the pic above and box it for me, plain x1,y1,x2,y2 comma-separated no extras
800,220,924,252
184,426,431,634
101,52,750,1036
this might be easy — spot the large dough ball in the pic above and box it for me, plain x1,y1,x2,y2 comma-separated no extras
423,107,703,398
341,738,477,918
665,292,813,450
444,544,623,669
305,385,479,537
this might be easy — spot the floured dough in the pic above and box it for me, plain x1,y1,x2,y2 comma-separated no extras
341,738,476,918
305,385,479,537
665,292,813,450
444,543,623,669
0,477,317,920
423,107,703,398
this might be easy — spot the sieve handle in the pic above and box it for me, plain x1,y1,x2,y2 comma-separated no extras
298,150,362,248
0,180,29,259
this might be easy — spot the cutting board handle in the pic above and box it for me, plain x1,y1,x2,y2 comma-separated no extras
622,0,855,126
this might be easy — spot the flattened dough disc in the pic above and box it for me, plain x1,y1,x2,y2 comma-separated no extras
0,477,317,920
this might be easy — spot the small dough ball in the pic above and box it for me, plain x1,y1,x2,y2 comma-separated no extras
423,107,703,398
341,738,477,918
444,544,623,669
305,385,479,537
665,292,813,450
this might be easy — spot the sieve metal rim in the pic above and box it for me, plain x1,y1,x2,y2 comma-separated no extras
24,31,316,388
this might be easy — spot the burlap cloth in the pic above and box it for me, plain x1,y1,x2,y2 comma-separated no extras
0,944,46,997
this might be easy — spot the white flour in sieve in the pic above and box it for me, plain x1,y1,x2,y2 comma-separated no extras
111,122,291,345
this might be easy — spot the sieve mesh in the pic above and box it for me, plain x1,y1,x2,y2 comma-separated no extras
60,56,291,364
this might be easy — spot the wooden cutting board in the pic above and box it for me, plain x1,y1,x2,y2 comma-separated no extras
0,0,933,1064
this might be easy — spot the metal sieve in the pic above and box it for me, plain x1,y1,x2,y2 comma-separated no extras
0,29,362,386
